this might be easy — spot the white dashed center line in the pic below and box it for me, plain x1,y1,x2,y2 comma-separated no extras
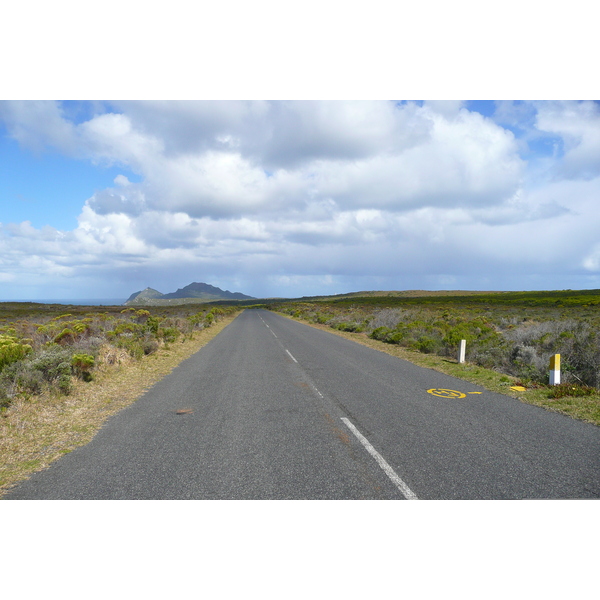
341,418,418,500
260,316,278,337
285,349,298,363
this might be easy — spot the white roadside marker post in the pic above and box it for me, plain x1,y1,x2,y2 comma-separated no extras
549,354,561,386
458,339,466,364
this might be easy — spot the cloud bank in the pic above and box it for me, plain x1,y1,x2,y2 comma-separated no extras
1,100,599,299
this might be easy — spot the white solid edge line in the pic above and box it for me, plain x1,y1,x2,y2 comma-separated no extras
341,417,418,500
285,349,298,363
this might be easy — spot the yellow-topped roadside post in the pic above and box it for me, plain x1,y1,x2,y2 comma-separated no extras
549,354,561,385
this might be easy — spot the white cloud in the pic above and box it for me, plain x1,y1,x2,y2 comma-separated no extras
0,101,78,155
1,100,600,298
534,101,600,179
87,186,147,217
114,174,132,187
423,100,465,118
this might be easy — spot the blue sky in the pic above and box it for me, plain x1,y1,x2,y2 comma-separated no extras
2,99,600,301
1,3,599,301
0,134,141,231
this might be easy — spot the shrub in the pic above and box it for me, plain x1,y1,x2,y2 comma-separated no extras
388,330,408,344
117,338,145,360
0,346,74,398
0,389,11,410
146,316,163,335
16,368,45,394
0,335,33,371
442,324,476,350
113,322,142,336
57,373,73,394
135,310,151,323
73,335,104,356
414,335,440,354
71,353,95,381
142,338,160,355
159,327,180,343
188,313,205,329
54,328,75,345
28,347,74,383
333,322,362,332
71,321,88,335
370,327,392,342
368,309,403,330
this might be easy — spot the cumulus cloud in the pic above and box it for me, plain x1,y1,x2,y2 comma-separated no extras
1,100,600,298
2,100,525,219
534,100,600,179
0,101,78,155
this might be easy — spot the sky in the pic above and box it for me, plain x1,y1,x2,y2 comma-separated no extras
2,99,599,301
1,4,599,301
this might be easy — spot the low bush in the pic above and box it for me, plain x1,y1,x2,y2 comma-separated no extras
0,335,33,371
159,326,180,343
0,302,237,409
0,346,75,399
29,347,74,382
370,326,392,341
142,338,160,355
413,335,440,354
71,353,95,381
548,383,596,399
116,338,145,360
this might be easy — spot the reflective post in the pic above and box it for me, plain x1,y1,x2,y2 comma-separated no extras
549,354,561,385
458,339,466,364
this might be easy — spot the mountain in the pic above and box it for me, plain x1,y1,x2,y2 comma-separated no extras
162,282,253,301
124,282,255,305
125,287,164,304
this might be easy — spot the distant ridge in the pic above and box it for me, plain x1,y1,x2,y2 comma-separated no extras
124,282,255,305
297,289,507,301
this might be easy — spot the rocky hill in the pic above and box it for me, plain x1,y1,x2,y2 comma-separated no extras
124,282,255,306
124,288,164,304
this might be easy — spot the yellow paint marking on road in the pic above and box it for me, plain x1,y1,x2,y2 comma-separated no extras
468,392,482,394
427,388,466,399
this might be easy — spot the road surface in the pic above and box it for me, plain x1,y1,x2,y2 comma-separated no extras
5,309,600,499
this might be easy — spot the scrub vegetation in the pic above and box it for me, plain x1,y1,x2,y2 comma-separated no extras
267,289,600,425
0,302,236,410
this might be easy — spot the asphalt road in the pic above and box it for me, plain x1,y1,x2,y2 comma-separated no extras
5,309,600,499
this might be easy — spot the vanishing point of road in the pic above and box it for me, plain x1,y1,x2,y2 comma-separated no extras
5,309,600,499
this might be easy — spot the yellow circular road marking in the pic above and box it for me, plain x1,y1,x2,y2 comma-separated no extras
427,388,466,399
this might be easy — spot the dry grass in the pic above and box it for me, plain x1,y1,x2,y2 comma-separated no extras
0,311,241,496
